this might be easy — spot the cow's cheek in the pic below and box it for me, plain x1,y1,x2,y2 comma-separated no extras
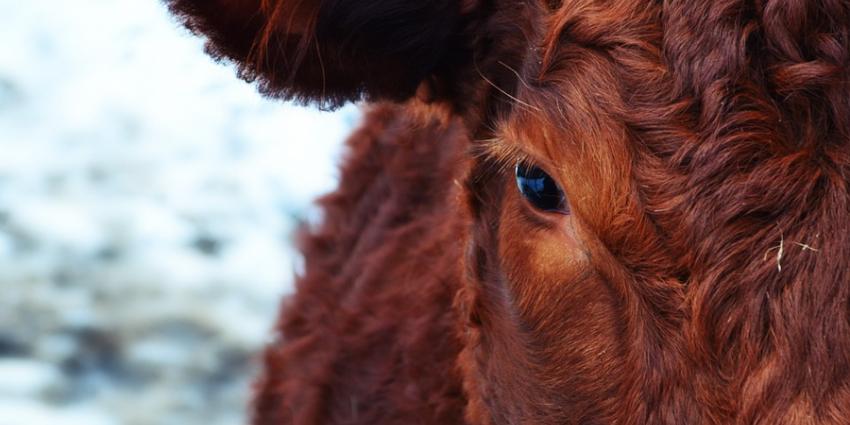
496,183,625,393
497,180,590,318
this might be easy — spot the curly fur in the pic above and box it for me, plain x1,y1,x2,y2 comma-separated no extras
167,0,850,423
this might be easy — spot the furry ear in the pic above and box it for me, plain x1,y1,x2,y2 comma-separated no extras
166,0,475,109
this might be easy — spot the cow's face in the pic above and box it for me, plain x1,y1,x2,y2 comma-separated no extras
461,0,850,423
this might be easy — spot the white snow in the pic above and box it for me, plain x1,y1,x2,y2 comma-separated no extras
0,360,61,399
0,400,113,425
0,0,359,424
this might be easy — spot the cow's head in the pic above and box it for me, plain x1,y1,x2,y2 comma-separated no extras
168,0,850,422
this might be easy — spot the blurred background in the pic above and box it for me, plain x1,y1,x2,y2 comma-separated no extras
0,1,359,424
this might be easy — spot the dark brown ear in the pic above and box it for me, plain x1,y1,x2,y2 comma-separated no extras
166,0,479,109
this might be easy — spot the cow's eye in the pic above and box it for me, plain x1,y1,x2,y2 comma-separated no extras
515,162,569,214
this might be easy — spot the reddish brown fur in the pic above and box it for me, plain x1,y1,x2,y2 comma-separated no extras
167,0,850,423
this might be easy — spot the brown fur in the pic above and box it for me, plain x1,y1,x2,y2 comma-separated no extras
167,0,850,423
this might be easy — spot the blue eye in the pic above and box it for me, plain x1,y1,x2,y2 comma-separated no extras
515,162,569,214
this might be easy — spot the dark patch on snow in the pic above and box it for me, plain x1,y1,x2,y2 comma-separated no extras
192,235,223,256
0,332,31,357
60,327,125,382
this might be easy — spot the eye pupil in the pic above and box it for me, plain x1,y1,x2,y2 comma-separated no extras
515,163,569,214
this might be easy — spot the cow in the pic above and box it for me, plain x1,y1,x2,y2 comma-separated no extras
165,0,850,423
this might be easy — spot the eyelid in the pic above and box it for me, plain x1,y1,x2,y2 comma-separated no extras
481,138,560,176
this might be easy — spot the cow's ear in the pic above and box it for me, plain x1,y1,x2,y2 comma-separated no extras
166,0,481,109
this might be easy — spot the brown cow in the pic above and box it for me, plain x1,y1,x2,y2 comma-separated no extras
166,0,850,423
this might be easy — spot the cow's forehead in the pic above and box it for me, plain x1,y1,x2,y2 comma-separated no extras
503,9,642,168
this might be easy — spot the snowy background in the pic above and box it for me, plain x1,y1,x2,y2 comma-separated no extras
0,1,358,424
